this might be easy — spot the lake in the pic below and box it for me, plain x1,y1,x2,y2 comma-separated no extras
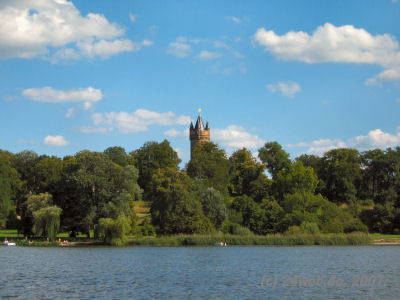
1,245,399,299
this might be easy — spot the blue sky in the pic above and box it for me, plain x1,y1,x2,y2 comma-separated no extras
1,0,399,164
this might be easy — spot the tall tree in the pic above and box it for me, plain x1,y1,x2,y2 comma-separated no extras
200,187,227,229
229,148,266,197
132,140,181,200
186,142,230,195
258,142,291,178
0,151,21,228
26,193,62,240
32,156,63,195
319,148,361,203
55,151,140,236
150,168,212,234
359,148,400,204
104,146,129,167
273,161,318,199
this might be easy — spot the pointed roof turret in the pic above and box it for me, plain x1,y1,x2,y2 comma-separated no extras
205,121,209,130
194,115,204,130
190,121,194,130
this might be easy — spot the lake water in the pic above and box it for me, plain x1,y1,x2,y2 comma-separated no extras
1,245,399,299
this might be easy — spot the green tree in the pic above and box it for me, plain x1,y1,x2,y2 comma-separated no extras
359,148,400,204
200,187,227,229
0,153,20,227
104,146,129,167
55,151,141,236
32,156,63,195
231,195,264,234
273,161,318,199
229,148,266,197
150,168,212,234
187,142,230,195
98,216,131,245
32,206,62,240
319,148,361,203
258,142,291,178
133,140,181,200
26,193,62,240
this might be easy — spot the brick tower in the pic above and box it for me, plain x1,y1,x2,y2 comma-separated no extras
189,109,210,159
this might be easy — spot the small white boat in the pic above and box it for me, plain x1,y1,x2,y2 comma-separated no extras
3,241,16,246
214,242,227,247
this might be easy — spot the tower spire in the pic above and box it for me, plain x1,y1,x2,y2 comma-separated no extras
189,109,210,159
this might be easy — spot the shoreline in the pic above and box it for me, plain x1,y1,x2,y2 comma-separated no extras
5,232,383,247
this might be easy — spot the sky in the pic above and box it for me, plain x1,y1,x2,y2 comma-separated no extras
1,0,400,164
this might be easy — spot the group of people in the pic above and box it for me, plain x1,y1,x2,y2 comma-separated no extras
58,238,69,246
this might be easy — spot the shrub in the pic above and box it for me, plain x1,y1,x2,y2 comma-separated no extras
98,216,131,246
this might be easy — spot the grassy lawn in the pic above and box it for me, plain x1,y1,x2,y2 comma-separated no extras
0,229,93,239
370,233,400,243
134,201,151,224
0,229,24,238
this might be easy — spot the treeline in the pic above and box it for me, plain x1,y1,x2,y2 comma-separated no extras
1,141,400,244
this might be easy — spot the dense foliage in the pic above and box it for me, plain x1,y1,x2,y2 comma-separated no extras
1,141,400,244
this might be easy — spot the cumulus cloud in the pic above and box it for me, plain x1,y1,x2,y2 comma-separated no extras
196,50,222,60
253,23,400,85
288,127,400,155
84,109,191,134
266,81,301,98
44,135,69,146
213,125,264,149
22,86,103,109
0,0,151,61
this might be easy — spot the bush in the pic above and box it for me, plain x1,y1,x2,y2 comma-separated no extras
232,225,253,236
98,216,131,246
343,219,368,233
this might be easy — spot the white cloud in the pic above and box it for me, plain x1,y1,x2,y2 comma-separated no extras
22,86,103,109
44,135,69,146
288,127,400,155
129,13,137,22
213,125,264,149
366,68,400,86
164,128,183,137
253,23,400,85
66,107,75,118
164,128,189,138
167,41,191,58
0,0,151,61
266,81,301,98
196,50,222,60
214,41,230,49
167,37,242,63
349,128,400,150
226,16,241,23
84,109,191,134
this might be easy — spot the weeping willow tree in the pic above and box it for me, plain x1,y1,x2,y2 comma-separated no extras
97,216,131,246
32,206,62,240
26,193,62,240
